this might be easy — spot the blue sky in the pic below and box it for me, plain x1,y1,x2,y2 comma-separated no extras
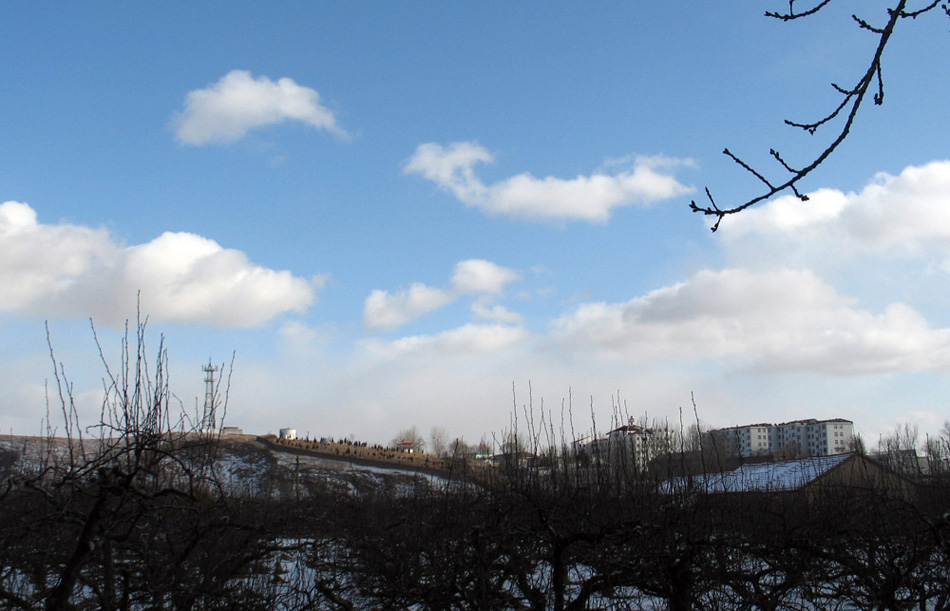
2,2,949,448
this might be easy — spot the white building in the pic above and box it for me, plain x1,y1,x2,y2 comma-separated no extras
707,423,774,457
709,418,853,458
576,418,674,470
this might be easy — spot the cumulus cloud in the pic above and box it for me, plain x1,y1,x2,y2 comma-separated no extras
451,259,521,294
551,268,950,375
0,201,316,327
122,232,315,326
363,259,520,330
0,201,117,311
172,69,347,145
404,142,693,222
722,160,950,251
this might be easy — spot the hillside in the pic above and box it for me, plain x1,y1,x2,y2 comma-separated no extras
0,433,444,498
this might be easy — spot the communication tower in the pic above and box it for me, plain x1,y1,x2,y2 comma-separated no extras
202,360,219,433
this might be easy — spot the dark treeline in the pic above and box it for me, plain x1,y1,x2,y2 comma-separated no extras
3,323,948,610
3,429,950,610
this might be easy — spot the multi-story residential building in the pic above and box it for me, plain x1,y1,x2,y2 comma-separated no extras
708,418,853,458
706,423,774,457
776,419,853,457
575,418,674,470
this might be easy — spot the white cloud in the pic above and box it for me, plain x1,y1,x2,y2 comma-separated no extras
0,201,316,327
363,323,527,357
363,259,520,330
451,259,520,294
405,142,693,222
122,232,314,327
404,142,492,200
279,320,320,344
172,70,347,145
363,284,454,331
551,268,950,375
311,273,331,290
277,320,328,357
0,201,117,311
722,160,950,252
472,301,523,324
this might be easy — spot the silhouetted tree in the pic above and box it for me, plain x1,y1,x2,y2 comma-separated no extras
0,318,287,610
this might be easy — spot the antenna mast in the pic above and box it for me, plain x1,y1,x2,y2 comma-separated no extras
202,360,219,433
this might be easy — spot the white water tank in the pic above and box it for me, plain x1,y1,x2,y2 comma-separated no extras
279,428,297,440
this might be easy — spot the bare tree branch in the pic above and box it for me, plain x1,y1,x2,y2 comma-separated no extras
693,0,947,231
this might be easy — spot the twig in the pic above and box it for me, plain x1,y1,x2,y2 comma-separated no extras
692,0,943,231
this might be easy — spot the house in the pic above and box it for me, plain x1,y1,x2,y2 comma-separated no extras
662,453,913,499
393,439,415,453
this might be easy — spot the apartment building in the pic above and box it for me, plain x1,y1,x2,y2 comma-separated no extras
575,418,674,470
708,418,854,458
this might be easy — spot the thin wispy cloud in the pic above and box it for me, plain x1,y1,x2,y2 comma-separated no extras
471,300,524,324
362,323,527,357
363,284,455,331
405,142,694,222
172,70,348,145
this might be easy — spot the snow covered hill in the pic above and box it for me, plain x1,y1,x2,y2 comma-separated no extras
0,433,443,499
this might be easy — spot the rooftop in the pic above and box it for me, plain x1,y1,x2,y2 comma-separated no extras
663,453,854,493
